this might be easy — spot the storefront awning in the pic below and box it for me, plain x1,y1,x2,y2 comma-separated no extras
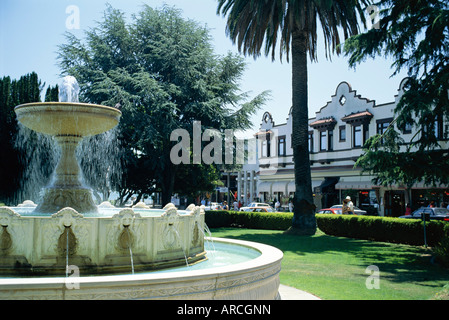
258,181,272,193
335,181,372,190
288,180,321,193
272,181,288,193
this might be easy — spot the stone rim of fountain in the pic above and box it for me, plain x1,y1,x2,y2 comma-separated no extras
0,237,283,300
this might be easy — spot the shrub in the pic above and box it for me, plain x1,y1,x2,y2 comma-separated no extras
433,223,449,267
316,214,447,246
205,210,293,230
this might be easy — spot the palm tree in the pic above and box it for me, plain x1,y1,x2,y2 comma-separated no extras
217,0,369,234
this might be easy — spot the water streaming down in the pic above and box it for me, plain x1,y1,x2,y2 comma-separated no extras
14,125,59,205
77,129,123,204
125,227,135,275
65,227,69,278
203,223,215,254
173,227,189,267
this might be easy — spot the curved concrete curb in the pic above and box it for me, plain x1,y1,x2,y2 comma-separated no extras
279,284,321,300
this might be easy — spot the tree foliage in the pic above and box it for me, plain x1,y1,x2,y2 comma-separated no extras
345,0,449,187
57,4,268,205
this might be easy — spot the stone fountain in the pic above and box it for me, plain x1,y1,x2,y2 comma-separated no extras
0,76,282,299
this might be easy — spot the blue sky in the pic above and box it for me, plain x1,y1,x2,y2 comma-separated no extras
0,0,408,132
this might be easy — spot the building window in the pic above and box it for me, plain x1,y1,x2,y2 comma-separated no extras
328,130,334,151
403,122,412,134
376,118,392,135
423,117,444,140
376,118,393,143
434,118,443,139
320,131,327,151
278,135,286,156
260,132,271,157
353,124,369,148
308,132,314,152
353,125,362,147
339,125,346,142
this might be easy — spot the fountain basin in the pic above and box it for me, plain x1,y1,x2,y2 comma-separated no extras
14,102,121,137
0,238,283,300
0,205,206,275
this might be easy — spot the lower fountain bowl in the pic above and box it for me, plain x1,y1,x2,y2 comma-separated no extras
0,238,283,300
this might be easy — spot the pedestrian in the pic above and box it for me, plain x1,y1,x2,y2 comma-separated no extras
346,196,355,214
275,200,280,211
342,198,350,214
288,200,294,213
405,203,412,215
223,201,228,210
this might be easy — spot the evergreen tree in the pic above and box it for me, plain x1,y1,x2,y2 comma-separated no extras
44,84,59,102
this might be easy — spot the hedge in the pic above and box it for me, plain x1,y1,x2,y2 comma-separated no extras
206,210,447,246
205,210,449,264
315,214,447,247
205,210,293,230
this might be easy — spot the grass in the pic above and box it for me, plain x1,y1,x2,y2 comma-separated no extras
210,227,449,300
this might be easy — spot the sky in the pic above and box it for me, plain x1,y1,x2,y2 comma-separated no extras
0,0,408,134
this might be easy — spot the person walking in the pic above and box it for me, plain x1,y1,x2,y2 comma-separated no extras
346,196,355,214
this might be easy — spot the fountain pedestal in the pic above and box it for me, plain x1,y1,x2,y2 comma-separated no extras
36,135,98,213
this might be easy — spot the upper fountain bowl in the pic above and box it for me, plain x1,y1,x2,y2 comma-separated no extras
15,102,122,137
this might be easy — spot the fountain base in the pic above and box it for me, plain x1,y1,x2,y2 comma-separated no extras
0,205,207,276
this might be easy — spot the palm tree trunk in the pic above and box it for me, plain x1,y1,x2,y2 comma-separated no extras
288,30,317,235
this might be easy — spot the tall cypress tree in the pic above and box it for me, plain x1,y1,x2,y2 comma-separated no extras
0,72,48,205
45,84,59,102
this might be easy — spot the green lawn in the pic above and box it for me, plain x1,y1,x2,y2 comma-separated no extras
210,228,449,300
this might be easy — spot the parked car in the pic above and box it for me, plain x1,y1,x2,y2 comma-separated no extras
249,207,275,213
330,204,368,215
203,202,222,210
399,207,449,221
239,202,273,211
316,208,342,214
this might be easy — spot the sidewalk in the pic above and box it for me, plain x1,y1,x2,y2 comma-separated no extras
278,284,321,300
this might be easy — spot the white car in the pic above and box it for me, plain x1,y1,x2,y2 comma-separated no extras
204,202,221,210
239,202,273,211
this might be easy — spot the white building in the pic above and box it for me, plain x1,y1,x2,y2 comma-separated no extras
237,79,449,216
